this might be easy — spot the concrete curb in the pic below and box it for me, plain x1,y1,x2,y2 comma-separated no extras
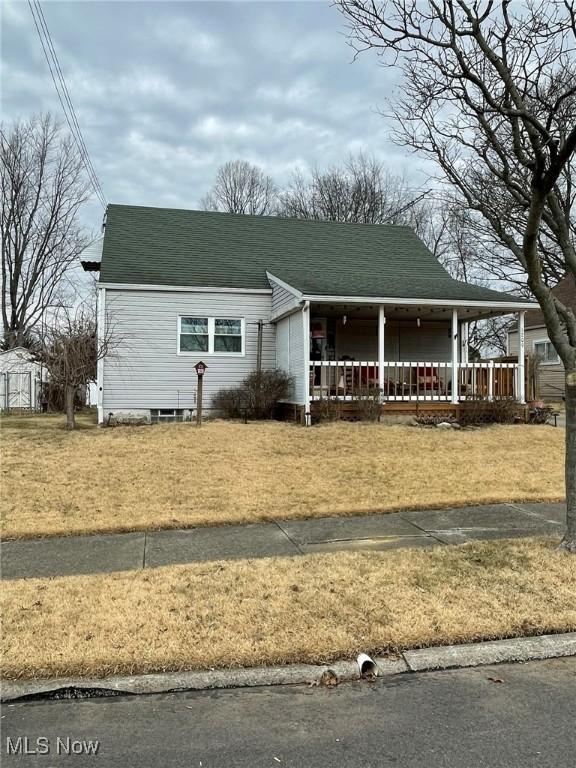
2,633,575,703
402,632,576,672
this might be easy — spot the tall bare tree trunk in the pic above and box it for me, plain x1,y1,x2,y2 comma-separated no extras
65,384,76,430
1,115,90,349
562,372,576,552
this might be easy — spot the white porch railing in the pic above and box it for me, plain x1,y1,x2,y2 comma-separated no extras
309,360,521,402
456,361,519,401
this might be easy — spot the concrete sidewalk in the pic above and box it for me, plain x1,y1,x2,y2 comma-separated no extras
1,501,565,580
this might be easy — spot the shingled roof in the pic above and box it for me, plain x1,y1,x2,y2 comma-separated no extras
99,204,531,304
514,274,576,330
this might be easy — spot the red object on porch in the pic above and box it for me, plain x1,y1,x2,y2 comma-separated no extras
360,365,378,385
416,366,442,390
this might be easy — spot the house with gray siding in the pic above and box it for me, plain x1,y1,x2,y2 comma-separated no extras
86,204,537,423
508,275,575,401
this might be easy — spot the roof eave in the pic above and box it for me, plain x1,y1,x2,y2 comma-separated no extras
97,281,272,294
302,294,538,311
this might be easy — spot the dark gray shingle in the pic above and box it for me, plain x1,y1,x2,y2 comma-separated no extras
100,204,527,304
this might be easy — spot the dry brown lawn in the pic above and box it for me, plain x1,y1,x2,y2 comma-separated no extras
1,414,565,540
2,538,574,680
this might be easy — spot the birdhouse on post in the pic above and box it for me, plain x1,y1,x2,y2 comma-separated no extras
194,361,208,426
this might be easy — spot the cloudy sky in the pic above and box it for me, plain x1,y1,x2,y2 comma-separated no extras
2,0,428,232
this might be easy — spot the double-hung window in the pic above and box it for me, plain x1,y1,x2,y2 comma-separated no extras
179,316,244,355
534,340,560,364
213,318,243,353
179,317,209,352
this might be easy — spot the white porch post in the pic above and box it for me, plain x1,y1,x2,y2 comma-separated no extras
451,308,459,404
518,310,526,404
378,305,385,393
302,301,311,424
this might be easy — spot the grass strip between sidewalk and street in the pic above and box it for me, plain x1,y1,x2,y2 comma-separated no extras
1,416,566,539
2,537,575,680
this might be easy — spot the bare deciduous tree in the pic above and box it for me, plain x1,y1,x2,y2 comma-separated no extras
468,316,510,358
440,173,574,292
201,159,278,215
279,152,432,227
38,304,112,430
434,206,512,356
1,114,91,350
335,0,576,550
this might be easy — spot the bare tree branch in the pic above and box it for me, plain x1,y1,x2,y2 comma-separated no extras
1,114,91,349
334,0,576,549
37,302,115,429
278,152,432,227
201,160,278,215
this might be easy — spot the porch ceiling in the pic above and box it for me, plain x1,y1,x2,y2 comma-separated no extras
309,302,517,322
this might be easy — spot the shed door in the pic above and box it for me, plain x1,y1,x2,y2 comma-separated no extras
7,372,31,409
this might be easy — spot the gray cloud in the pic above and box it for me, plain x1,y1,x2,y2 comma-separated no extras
1,0,430,231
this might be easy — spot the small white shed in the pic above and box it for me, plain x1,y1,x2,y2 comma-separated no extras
0,347,44,411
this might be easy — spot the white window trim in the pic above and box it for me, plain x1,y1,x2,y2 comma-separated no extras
177,316,245,357
533,338,560,365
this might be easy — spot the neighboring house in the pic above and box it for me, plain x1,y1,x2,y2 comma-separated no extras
508,274,575,401
85,204,537,424
0,347,44,411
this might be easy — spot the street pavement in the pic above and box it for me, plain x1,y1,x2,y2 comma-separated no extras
1,502,566,579
2,658,575,767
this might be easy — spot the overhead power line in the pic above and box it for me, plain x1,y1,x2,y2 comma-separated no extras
28,0,107,210
32,0,106,206
382,189,431,223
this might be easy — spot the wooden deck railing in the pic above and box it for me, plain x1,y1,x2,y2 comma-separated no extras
309,360,520,402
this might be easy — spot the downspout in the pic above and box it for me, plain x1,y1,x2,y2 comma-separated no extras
256,319,263,418
256,319,263,375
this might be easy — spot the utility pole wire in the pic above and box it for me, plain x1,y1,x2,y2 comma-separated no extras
27,0,107,210
381,189,431,224
32,0,106,206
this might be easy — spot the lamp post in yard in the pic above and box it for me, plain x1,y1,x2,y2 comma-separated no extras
194,361,208,426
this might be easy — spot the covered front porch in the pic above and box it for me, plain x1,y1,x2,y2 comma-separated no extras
305,300,527,405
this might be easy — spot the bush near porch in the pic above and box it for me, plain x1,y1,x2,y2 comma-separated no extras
0,414,564,540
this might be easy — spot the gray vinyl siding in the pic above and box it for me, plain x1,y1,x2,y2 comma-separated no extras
270,279,300,319
536,365,566,400
509,327,565,400
335,318,378,360
275,315,302,404
102,289,275,412
508,326,548,356
396,321,451,362
276,317,290,373
288,311,306,404
81,236,103,261
335,319,451,362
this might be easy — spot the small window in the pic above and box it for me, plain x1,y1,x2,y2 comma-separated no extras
534,340,560,364
214,318,242,353
178,317,244,355
180,317,209,352
150,409,185,423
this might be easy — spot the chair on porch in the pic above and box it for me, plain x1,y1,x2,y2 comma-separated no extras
340,362,379,394
415,366,444,394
